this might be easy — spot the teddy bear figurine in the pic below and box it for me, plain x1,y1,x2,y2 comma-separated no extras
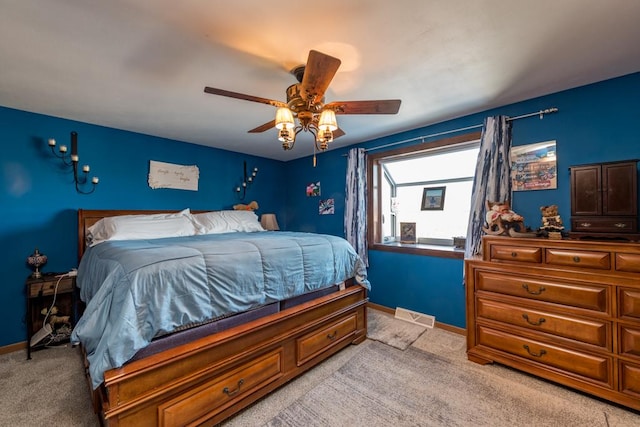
232,200,259,211
540,204,564,238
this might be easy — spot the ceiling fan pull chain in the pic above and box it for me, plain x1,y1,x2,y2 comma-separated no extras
313,143,317,167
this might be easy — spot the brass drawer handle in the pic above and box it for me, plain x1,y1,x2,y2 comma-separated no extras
223,379,245,397
327,331,338,340
615,223,627,228
573,256,580,263
580,222,591,227
522,284,546,295
522,313,546,326
523,345,547,358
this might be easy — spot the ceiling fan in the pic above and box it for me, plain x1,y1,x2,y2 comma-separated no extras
204,50,401,152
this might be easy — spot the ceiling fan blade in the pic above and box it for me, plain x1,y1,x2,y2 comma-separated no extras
300,50,341,103
248,120,276,133
204,87,286,108
325,99,401,115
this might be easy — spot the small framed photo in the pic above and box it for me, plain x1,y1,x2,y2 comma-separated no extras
421,186,446,211
400,222,416,243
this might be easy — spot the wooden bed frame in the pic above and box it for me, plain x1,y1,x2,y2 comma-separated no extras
77,209,368,426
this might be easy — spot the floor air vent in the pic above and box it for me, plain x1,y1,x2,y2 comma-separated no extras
394,307,435,328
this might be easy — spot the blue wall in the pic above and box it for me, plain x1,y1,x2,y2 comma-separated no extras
2,72,639,347
285,72,640,328
1,107,285,347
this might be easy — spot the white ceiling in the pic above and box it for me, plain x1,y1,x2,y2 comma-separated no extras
2,1,640,161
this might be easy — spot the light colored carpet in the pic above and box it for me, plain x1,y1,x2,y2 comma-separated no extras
0,345,95,426
226,310,640,427
366,308,427,350
264,341,611,426
2,309,640,426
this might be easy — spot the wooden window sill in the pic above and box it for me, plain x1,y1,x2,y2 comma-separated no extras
369,243,464,260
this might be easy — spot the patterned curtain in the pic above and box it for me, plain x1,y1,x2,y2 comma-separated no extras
345,148,368,266
464,116,513,259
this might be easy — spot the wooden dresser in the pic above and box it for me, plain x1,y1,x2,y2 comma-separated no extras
465,236,640,411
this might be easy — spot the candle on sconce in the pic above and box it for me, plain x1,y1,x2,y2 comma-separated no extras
92,177,99,184
242,182,247,187
48,138,56,147
236,187,241,192
71,131,78,156
71,154,79,163
59,145,68,153
247,176,253,183
83,165,90,173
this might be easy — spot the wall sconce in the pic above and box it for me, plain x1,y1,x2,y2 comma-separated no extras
47,131,99,194
235,161,258,200
260,213,280,231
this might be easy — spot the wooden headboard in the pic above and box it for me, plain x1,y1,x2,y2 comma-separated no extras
77,209,207,262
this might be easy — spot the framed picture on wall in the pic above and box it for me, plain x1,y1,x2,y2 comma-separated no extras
400,222,416,243
421,186,446,210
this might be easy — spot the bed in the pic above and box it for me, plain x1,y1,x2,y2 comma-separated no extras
73,209,369,426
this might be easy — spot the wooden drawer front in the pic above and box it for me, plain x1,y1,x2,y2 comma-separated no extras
545,248,610,270
620,326,640,358
476,298,610,348
158,349,283,427
297,314,357,365
616,253,640,273
476,271,608,313
571,217,637,233
489,244,542,264
29,277,74,297
620,362,640,398
620,288,640,319
477,326,611,384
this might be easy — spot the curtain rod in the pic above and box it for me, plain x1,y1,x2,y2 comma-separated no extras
357,107,558,154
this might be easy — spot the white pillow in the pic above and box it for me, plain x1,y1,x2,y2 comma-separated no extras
192,210,265,234
87,209,196,246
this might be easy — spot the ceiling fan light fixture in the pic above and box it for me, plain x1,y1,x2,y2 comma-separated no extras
275,107,295,130
203,50,401,159
317,129,333,150
278,128,295,150
318,109,338,132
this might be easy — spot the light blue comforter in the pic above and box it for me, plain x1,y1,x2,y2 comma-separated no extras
71,231,369,389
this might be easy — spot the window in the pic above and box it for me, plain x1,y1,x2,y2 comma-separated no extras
368,132,481,257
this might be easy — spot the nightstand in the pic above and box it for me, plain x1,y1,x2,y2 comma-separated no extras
26,272,77,359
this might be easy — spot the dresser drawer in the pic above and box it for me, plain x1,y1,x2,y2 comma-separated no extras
477,298,610,348
545,248,611,270
28,277,74,297
158,349,283,427
571,217,637,233
477,326,611,385
619,288,640,319
488,244,542,264
620,362,640,398
476,271,609,313
296,314,357,365
616,253,640,273
620,326,640,358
